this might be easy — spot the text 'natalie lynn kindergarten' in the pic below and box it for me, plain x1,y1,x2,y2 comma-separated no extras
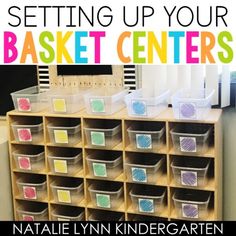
12,222,223,235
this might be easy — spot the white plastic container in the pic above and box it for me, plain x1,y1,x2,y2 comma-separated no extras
84,88,128,115
127,123,165,151
16,175,47,200
86,151,122,179
51,206,85,221
47,120,81,146
170,124,212,154
124,89,169,118
16,203,48,221
171,157,210,187
125,156,163,184
88,210,124,221
11,86,48,112
130,185,166,215
50,178,84,205
13,148,45,172
88,182,123,210
171,89,214,120
48,149,82,175
48,88,89,114
172,189,211,220
84,122,121,149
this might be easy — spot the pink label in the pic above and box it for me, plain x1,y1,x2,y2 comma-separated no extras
18,156,31,170
17,98,31,111
23,186,37,199
23,215,34,221
17,129,32,142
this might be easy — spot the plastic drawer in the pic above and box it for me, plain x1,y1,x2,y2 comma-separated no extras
124,89,169,118
171,157,210,187
171,89,214,120
172,189,211,220
51,206,85,221
84,88,128,115
86,151,122,179
88,210,124,221
11,86,48,112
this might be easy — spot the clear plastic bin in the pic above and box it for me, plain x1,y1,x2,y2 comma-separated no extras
16,175,47,200
51,206,85,221
88,182,123,209
86,151,122,179
11,86,48,112
124,89,169,118
88,210,124,221
47,120,81,146
170,124,212,154
172,189,211,220
50,178,84,205
171,157,210,187
130,185,166,215
84,88,128,115
125,156,163,184
48,148,82,175
12,121,43,143
13,148,45,172
16,203,48,221
84,121,121,149
127,123,165,151
48,88,89,114
171,89,214,120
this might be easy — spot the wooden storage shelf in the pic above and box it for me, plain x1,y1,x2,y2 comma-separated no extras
7,108,222,221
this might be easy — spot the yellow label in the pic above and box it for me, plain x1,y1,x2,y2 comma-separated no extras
53,98,67,113
54,160,68,174
57,189,71,203
54,130,69,144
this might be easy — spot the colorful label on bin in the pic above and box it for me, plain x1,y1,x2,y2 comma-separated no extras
57,189,71,203
23,186,37,199
53,98,67,113
179,137,197,152
181,171,198,186
54,160,68,174
93,163,107,177
138,198,154,213
54,130,69,144
96,194,111,208
90,98,105,113
131,167,147,182
17,128,32,142
22,214,34,221
136,134,152,149
58,218,70,221
182,203,199,218
131,100,147,116
179,102,197,120
91,131,105,146
17,98,31,112
18,156,31,170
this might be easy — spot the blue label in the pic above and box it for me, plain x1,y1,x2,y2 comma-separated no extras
136,134,152,149
138,198,154,213
132,100,147,116
131,167,147,182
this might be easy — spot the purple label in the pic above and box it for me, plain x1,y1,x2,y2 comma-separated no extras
180,137,196,152
180,103,196,119
181,171,197,186
182,203,198,218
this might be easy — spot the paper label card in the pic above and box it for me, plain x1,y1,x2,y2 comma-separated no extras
93,163,107,177
179,102,197,119
53,98,67,113
131,100,147,116
182,203,199,218
18,156,31,170
136,134,152,149
90,98,105,113
181,171,198,186
57,189,71,203
22,215,34,221
23,186,37,199
17,129,32,142
54,160,68,174
96,194,111,208
131,167,147,182
54,130,69,144
58,218,70,221
180,137,197,152
138,198,154,213
17,98,31,112
91,131,105,146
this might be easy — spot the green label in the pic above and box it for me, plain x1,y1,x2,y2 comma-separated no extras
96,194,110,208
91,131,105,146
93,163,107,177
90,98,105,113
